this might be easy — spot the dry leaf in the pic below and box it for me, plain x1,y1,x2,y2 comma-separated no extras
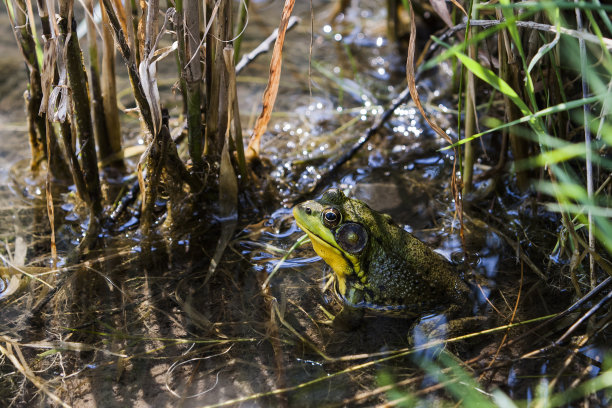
246,0,296,159
429,0,453,28
205,132,238,282
38,39,56,115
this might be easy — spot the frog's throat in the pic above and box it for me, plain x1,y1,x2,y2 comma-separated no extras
298,227,365,296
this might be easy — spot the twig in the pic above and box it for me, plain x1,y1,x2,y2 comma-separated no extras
235,16,300,74
478,276,611,361
446,19,612,50
521,286,612,359
0,340,72,408
105,179,140,228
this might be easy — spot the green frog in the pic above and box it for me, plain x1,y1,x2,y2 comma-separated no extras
293,188,472,329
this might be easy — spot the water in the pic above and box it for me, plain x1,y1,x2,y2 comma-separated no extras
0,1,607,407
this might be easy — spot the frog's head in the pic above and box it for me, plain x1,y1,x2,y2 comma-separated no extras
293,189,371,295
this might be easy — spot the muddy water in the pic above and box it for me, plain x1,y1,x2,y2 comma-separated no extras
0,1,599,407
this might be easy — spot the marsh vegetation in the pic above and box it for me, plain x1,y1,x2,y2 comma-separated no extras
0,0,611,406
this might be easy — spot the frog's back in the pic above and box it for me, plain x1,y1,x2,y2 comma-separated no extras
365,214,469,315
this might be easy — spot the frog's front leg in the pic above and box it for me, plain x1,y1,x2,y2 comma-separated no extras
332,304,365,330
332,286,366,330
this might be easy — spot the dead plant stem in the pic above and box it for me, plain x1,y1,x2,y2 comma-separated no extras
462,3,478,194
184,0,204,165
100,0,123,167
246,0,296,159
140,127,168,233
496,8,530,191
58,120,89,204
86,0,112,163
0,341,72,408
224,46,247,180
7,0,48,168
101,0,155,134
233,0,249,63
204,0,226,157
446,19,612,51
58,10,103,216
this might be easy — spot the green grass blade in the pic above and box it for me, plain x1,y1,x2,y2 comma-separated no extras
447,48,531,116
441,95,601,150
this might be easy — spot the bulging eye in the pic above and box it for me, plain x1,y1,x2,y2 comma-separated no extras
322,208,341,228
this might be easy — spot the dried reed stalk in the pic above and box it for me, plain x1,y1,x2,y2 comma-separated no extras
205,0,231,158
86,0,112,163
462,15,477,194
138,0,162,234
100,0,123,167
224,46,247,180
58,0,103,216
404,0,463,241
139,126,167,233
101,0,154,133
6,0,47,169
182,0,204,165
32,0,71,181
246,0,295,160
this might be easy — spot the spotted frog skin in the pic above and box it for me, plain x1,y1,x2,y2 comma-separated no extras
293,188,470,327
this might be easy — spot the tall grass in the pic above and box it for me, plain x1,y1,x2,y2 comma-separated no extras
396,0,612,403
2,0,299,255
413,0,612,292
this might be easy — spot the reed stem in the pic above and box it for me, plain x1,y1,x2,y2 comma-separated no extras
58,4,103,216
8,0,48,169
223,46,247,180
462,7,477,195
233,0,249,63
205,0,232,158
100,0,123,168
181,0,204,165
101,0,154,135
86,0,112,165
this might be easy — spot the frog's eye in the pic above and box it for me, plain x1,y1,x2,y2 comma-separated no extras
322,208,341,228
335,223,368,254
